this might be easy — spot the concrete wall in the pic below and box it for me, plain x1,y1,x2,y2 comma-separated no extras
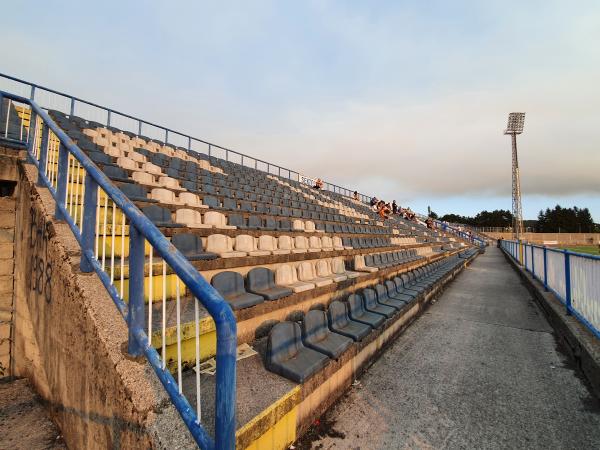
11,160,196,449
0,150,19,378
485,232,600,245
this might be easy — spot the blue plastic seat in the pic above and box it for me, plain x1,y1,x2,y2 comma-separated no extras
228,214,247,228
374,284,405,309
346,294,385,328
211,271,264,310
202,195,220,209
103,165,129,182
301,310,353,359
171,233,218,260
327,300,371,341
362,288,396,318
119,183,155,203
247,215,263,230
246,267,293,301
266,322,329,383
142,205,183,227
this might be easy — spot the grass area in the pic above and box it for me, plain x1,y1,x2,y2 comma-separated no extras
560,245,600,255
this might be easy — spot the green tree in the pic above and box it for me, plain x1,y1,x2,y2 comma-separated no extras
536,205,596,233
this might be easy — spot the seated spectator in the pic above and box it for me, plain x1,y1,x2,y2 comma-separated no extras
377,201,391,219
370,196,378,207
313,178,324,190
392,200,398,214
353,191,359,200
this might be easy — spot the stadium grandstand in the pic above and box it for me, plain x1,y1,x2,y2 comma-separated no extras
0,73,482,449
1,71,599,450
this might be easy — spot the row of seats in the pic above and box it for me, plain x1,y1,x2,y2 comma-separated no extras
205,234,350,258
353,249,422,272
210,258,361,309
141,205,401,246
266,254,469,382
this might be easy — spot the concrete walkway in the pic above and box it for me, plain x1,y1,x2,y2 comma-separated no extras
305,248,600,450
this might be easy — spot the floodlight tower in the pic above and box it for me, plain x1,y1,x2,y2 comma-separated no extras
504,112,525,240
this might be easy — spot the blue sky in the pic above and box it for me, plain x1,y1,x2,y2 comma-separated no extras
2,1,599,220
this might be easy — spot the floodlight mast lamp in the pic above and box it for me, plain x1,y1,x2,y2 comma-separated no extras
504,112,525,241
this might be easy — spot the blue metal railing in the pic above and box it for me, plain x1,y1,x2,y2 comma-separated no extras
0,72,372,204
0,90,236,449
434,219,486,247
500,239,600,340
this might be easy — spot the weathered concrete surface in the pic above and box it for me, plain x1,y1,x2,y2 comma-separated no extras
0,153,19,378
0,378,66,450
306,247,600,449
12,162,196,449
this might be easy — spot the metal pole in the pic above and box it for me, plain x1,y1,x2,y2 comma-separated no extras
128,225,146,356
511,132,524,241
80,176,98,273
55,143,69,220
564,251,572,315
37,124,50,187
543,247,548,291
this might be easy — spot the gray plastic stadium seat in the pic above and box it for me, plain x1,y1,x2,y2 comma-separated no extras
119,183,155,203
223,198,237,210
346,294,385,328
386,279,415,303
278,220,292,231
374,284,405,309
266,322,329,383
142,205,183,227
301,310,353,359
246,267,293,301
91,151,115,166
362,288,396,318
203,195,220,209
402,272,428,292
247,215,263,230
264,217,277,231
171,233,218,260
398,274,425,295
228,214,247,228
102,166,131,183
327,300,371,341
211,271,264,310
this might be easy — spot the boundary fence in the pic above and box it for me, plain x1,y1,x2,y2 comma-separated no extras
500,240,600,340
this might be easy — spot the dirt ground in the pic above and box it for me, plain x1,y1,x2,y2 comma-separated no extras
0,378,66,450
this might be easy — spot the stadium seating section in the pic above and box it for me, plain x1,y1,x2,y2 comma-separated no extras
42,108,473,382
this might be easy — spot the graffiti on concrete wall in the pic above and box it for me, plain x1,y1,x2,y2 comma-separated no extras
28,205,52,304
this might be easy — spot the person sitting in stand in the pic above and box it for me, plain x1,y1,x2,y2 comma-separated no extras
353,191,359,200
392,200,398,214
377,201,391,219
370,196,378,207
313,178,324,190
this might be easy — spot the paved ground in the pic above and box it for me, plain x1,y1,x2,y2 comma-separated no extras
303,247,600,450
0,378,66,450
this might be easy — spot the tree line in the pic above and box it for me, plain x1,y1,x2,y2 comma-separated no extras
434,205,599,233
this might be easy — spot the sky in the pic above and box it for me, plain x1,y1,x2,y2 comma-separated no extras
2,1,599,221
